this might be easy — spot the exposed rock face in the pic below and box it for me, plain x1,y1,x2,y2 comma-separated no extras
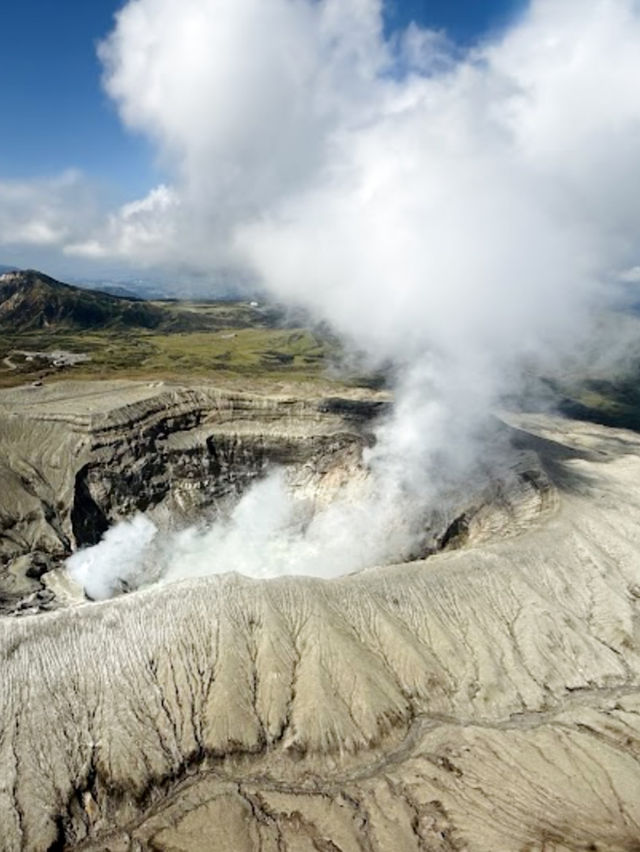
0,380,383,611
4,384,640,849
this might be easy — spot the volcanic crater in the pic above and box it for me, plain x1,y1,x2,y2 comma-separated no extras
3,380,640,850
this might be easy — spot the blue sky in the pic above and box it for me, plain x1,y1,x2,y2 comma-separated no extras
384,0,526,42
0,0,156,200
0,0,524,198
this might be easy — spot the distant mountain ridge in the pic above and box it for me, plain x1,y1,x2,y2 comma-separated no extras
0,269,215,332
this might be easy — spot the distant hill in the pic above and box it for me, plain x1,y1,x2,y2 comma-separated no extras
0,270,214,332
85,283,142,300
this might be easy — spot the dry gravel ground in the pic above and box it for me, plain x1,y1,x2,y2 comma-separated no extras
2,383,640,849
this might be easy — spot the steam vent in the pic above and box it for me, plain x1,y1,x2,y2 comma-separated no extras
6,0,640,849
2,380,640,849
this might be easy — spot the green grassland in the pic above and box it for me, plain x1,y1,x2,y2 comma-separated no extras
0,323,339,388
550,376,640,432
148,299,287,328
0,271,381,391
0,302,339,387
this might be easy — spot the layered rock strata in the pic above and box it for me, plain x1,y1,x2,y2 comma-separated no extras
0,380,382,612
2,388,640,848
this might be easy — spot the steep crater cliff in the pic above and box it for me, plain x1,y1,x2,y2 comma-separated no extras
0,382,383,611
0,380,551,611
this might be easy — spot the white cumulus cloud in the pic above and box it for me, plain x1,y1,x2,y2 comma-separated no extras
0,170,97,248
65,183,179,259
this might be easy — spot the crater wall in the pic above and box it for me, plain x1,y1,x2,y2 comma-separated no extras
2,390,640,849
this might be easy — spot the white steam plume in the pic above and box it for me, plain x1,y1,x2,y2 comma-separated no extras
66,466,442,599
93,0,640,381
67,0,640,593
67,433,509,599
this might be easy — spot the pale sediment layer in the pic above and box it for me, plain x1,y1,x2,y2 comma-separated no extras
0,379,384,611
2,384,640,848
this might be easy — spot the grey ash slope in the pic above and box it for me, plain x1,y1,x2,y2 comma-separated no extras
3,382,640,849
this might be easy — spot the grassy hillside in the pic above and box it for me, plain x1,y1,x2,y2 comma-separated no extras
0,326,334,386
548,376,640,432
0,269,288,333
0,269,348,388
0,270,172,331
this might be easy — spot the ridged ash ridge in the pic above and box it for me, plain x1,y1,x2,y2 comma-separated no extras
2,402,640,849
